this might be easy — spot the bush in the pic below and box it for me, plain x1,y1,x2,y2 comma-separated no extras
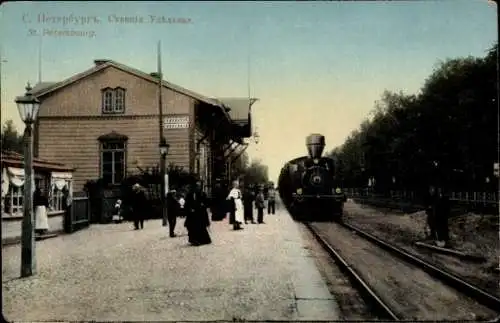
84,163,199,221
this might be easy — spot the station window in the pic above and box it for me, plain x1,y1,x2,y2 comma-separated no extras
101,141,127,185
101,87,126,114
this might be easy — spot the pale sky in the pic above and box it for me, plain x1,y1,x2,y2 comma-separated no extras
0,1,497,182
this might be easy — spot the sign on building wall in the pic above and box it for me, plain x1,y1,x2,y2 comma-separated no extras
164,115,190,129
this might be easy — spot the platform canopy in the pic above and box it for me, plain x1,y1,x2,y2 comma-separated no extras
215,97,258,138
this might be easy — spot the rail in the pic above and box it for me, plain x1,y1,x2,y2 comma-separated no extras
339,221,500,313
304,222,401,321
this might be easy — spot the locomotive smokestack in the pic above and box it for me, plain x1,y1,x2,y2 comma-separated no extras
306,134,325,159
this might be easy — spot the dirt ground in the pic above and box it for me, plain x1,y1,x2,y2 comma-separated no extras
343,200,499,297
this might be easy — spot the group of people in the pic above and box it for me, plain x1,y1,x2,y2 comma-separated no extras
123,178,278,246
226,180,277,230
124,180,211,246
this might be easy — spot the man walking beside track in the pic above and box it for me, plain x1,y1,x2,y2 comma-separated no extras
434,187,451,247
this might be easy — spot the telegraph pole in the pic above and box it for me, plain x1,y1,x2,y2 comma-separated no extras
157,41,168,227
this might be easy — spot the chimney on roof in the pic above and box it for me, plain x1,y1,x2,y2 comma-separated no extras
150,72,160,79
94,59,111,66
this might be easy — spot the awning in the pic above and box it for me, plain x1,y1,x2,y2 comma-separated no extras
5,167,36,190
51,171,72,191
51,172,73,180
1,167,9,198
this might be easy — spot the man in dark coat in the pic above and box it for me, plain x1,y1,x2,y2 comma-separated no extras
423,185,438,240
62,187,72,233
211,179,226,221
434,187,451,246
243,184,255,224
267,184,277,215
166,188,179,237
184,180,212,246
131,183,147,230
255,185,266,224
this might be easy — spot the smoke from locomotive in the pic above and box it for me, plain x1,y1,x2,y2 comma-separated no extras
278,134,346,221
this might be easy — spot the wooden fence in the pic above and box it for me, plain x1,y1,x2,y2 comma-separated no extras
345,188,499,214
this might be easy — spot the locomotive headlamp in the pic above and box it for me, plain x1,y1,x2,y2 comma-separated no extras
296,188,303,195
335,188,342,194
312,175,322,184
313,159,319,164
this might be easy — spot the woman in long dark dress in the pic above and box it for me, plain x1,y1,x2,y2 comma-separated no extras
184,180,211,246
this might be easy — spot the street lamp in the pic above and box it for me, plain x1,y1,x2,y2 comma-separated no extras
15,82,40,277
159,137,169,226
252,131,260,144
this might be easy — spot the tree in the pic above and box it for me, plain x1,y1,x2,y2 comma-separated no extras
330,42,498,194
241,159,269,185
1,120,23,153
230,150,250,180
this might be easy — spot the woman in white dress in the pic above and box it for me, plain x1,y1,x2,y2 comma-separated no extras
34,187,50,234
227,180,244,230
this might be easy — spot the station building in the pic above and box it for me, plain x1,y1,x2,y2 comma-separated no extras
28,59,258,195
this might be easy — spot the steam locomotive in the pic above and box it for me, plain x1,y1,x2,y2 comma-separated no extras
278,134,346,221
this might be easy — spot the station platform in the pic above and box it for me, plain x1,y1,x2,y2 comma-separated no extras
2,205,340,321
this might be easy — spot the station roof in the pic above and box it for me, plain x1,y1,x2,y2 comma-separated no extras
215,97,258,126
27,59,232,121
1,150,75,172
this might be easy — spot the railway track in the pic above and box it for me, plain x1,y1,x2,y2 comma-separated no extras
304,222,401,321
305,221,500,321
340,221,500,312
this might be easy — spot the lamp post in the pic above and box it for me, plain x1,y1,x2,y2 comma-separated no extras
159,138,169,226
16,82,41,278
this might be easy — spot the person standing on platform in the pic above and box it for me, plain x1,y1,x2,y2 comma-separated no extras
62,186,73,233
243,183,256,224
184,180,212,246
211,179,226,221
227,180,244,230
267,184,276,215
131,183,147,230
34,187,50,235
166,188,179,237
177,191,186,218
255,185,266,224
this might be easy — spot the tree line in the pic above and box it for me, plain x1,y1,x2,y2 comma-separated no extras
229,150,270,186
1,120,24,153
328,43,498,194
